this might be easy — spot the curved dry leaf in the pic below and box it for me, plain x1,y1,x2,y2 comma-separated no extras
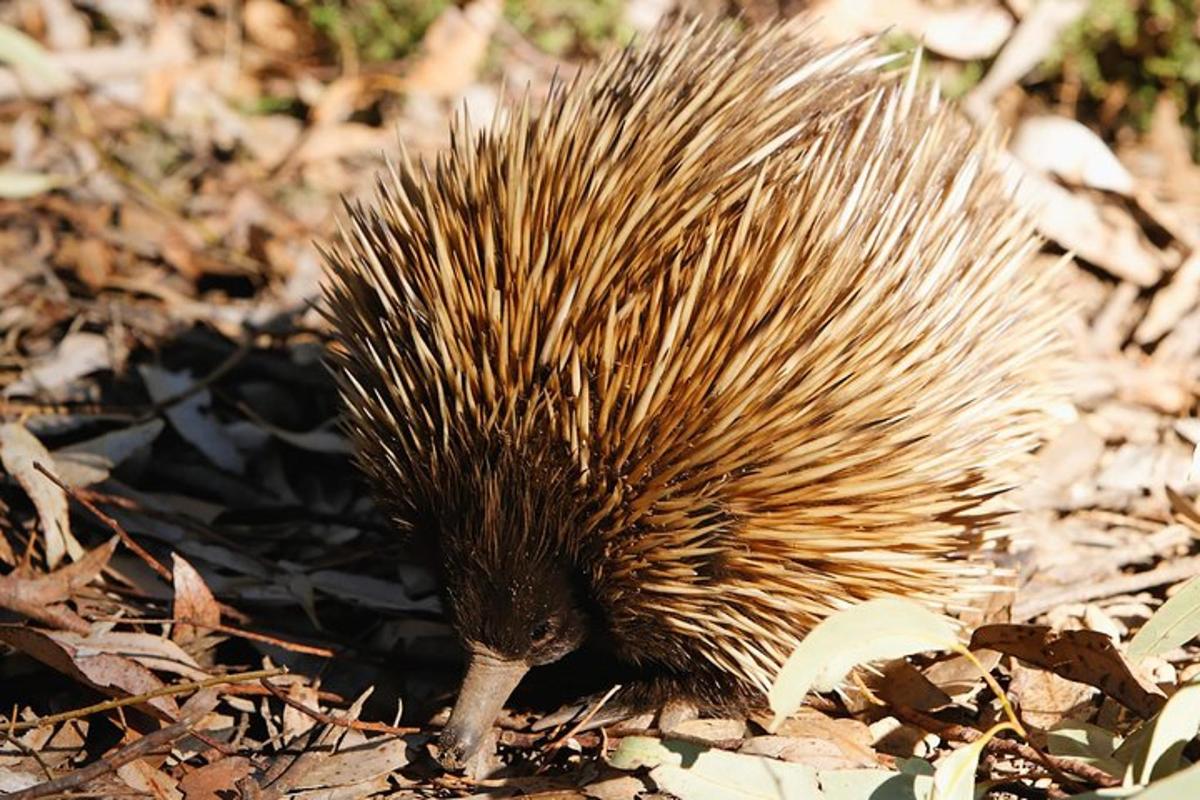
171,553,220,645
1011,116,1136,195
0,625,179,719
0,537,117,632
971,624,1166,718
0,423,82,567
51,630,207,679
54,419,165,487
1004,155,1163,286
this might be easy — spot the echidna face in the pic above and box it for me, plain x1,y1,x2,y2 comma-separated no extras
441,549,590,666
431,451,592,768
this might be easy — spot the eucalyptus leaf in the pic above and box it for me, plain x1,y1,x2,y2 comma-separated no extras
1128,576,1200,660
768,598,961,730
0,169,69,198
0,23,73,90
1124,682,1200,786
608,736,821,800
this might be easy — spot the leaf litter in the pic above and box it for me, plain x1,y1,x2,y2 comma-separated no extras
0,1,1199,798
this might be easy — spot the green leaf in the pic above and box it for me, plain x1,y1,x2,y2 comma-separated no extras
0,23,73,91
1128,576,1200,660
0,170,70,198
1124,682,1200,786
768,598,961,730
818,768,933,800
932,736,988,800
1047,719,1124,776
1133,761,1200,798
608,736,822,799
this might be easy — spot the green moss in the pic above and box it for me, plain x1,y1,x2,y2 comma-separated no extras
503,0,632,58
304,0,452,63
1041,0,1199,156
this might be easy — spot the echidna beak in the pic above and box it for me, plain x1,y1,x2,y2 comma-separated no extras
435,648,528,770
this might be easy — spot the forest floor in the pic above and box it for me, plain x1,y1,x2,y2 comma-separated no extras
1,1,1199,798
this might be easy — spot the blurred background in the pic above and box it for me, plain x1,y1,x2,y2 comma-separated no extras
0,1,1198,796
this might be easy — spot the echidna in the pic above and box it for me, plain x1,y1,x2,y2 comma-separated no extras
322,21,1062,768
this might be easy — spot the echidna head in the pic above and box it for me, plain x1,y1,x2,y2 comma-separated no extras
433,445,592,768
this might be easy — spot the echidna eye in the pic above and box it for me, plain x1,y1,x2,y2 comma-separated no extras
530,621,551,642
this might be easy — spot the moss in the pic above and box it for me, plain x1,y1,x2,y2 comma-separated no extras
1039,0,1199,156
303,0,631,65
304,0,452,63
503,0,632,57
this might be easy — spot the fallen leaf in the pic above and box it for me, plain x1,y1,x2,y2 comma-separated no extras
171,553,220,645
0,625,179,719
5,332,112,397
140,365,245,474
1011,116,1136,195
609,736,822,799
769,598,961,730
0,537,117,632
53,419,165,487
971,624,1165,718
0,423,82,567
402,0,501,97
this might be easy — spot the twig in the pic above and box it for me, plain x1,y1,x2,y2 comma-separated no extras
260,679,419,735
34,461,173,583
91,615,337,658
1014,555,1200,621
542,684,621,755
3,709,206,800
893,706,1120,789
2,667,285,732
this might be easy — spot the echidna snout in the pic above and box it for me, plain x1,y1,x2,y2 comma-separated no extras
436,528,591,767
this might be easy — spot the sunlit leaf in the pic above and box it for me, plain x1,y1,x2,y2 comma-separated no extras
768,598,960,730
819,768,933,800
0,169,69,198
608,736,821,799
1128,576,1200,660
1124,682,1200,786
0,22,73,90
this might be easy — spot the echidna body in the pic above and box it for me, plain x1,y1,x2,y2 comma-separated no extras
324,22,1061,768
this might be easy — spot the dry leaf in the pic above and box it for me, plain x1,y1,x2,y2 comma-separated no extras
0,423,82,567
401,0,501,97
171,553,220,644
971,624,1166,718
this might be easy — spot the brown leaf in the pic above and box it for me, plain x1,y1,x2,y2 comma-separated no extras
0,625,178,719
401,0,501,97
178,757,253,800
1008,661,1097,730
971,623,1166,718
0,424,82,567
171,553,220,645
0,537,117,632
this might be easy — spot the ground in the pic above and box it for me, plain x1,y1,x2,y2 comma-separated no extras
0,1,1199,798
